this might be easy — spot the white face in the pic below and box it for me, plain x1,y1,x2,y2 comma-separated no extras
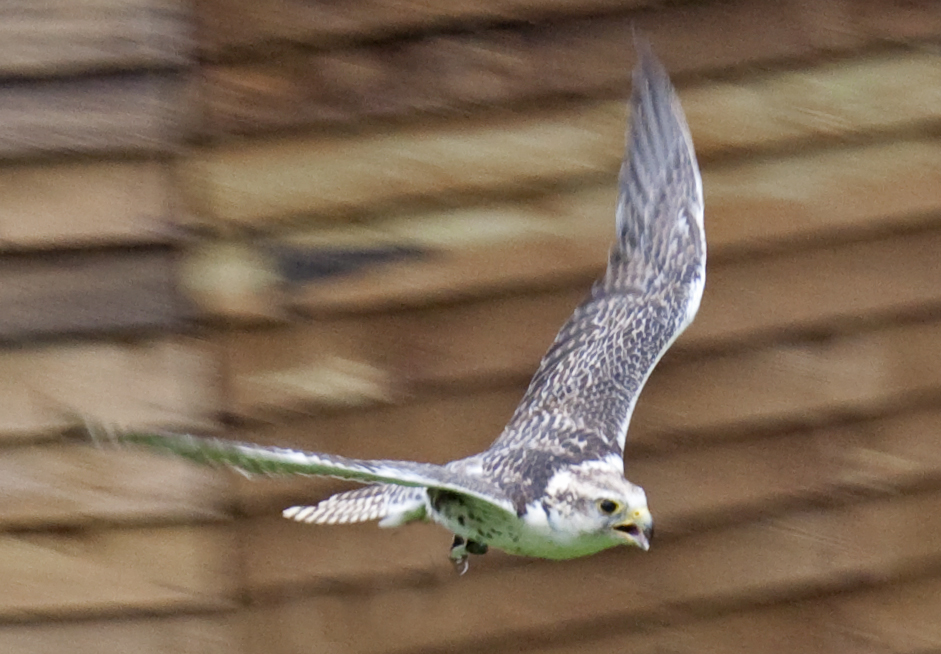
582,471,652,550
542,465,654,552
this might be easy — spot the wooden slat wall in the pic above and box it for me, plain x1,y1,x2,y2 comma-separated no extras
0,0,236,642
0,0,191,77
0,160,177,249
4,1,941,653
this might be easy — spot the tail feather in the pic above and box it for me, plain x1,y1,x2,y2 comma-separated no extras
283,484,427,527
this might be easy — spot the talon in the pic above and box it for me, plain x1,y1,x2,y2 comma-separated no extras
449,535,469,575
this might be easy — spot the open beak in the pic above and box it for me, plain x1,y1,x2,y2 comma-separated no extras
614,507,654,551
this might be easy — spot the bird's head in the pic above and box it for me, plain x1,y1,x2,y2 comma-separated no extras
542,464,653,553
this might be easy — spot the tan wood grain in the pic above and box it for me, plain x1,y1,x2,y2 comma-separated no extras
0,524,235,620
182,138,941,319
219,227,941,419
0,74,186,158
240,518,450,589
0,614,239,654
219,323,396,419
195,0,655,53
241,488,941,654
0,443,233,529
381,229,941,383
0,338,221,442
703,139,941,251
182,98,941,229
182,101,625,227
0,160,175,250
528,575,941,654
0,0,191,77
194,0,941,59
200,33,941,136
632,318,941,440
0,248,188,340
824,574,941,654
852,0,941,42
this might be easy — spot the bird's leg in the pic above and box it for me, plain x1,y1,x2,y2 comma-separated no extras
450,535,489,574
450,535,469,575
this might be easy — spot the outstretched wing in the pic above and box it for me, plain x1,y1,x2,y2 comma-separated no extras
105,430,516,515
491,43,704,463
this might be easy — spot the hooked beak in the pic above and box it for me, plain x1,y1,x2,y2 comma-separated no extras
613,507,654,551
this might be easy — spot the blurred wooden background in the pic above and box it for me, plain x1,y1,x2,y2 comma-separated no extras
2,0,941,652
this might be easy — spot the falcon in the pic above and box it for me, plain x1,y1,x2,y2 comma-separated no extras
95,43,704,573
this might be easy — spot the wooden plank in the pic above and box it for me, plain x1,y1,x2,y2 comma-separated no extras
0,248,189,341
195,0,655,54
239,519,448,588
0,0,191,77
528,576,941,654
853,0,941,43
371,229,941,384
182,138,941,318
220,227,941,419
703,139,941,253
685,51,941,156
183,101,625,226
826,575,941,654
201,32,941,137
236,404,941,578
634,407,941,536
0,443,232,529
0,160,176,250
219,321,398,418
0,524,234,620
241,489,941,654
535,599,836,654
677,225,941,344
195,0,941,58
632,318,941,441
0,614,239,654
0,73,186,158
0,337,220,443
181,238,430,321
184,92,941,229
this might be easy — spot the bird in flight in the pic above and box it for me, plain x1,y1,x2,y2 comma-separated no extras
94,43,704,574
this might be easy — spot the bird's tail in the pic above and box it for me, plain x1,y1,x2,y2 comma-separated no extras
283,484,428,527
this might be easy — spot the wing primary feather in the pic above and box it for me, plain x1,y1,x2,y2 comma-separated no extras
115,430,434,485
492,41,705,462
611,38,703,289
102,429,517,514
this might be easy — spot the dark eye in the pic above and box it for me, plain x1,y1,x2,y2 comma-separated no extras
598,499,619,514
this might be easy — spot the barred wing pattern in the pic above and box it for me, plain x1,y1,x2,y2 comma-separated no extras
488,44,705,479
